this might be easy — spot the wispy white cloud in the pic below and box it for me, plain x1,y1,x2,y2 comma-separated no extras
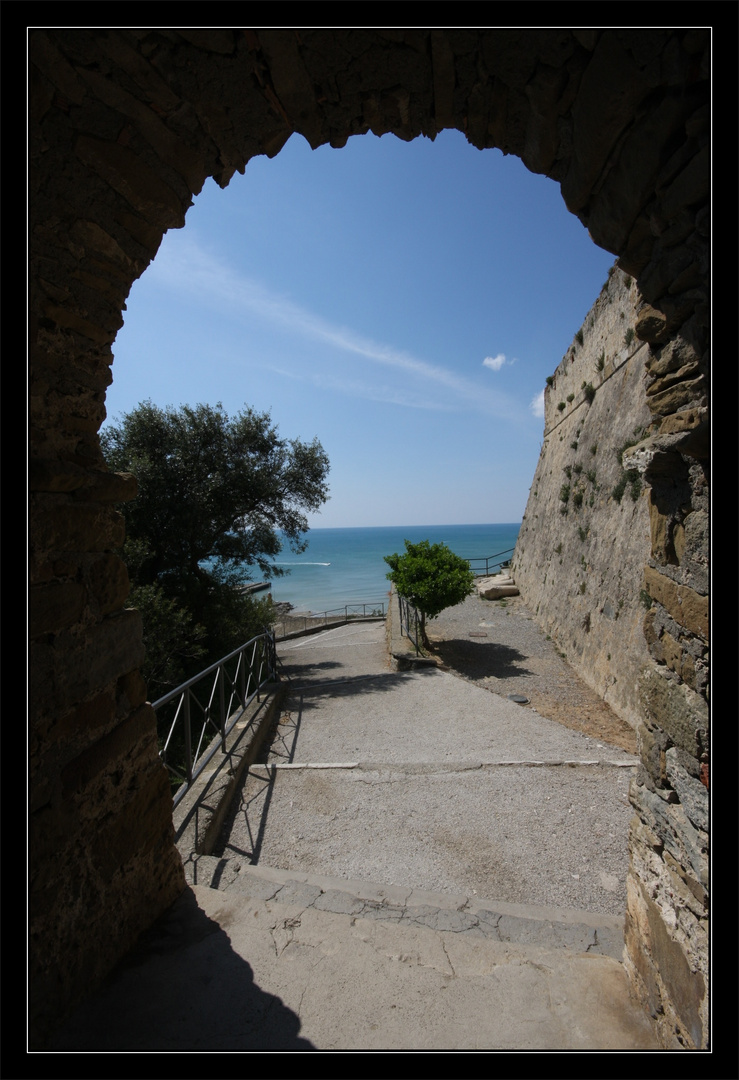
530,389,545,418
483,353,506,371
483,353,519,371
147,235,521,418
270,365,456,411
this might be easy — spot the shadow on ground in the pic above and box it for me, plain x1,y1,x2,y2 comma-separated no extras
432,638,536,681
49,888,315,1051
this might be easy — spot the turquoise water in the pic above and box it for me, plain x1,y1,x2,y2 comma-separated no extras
258,523,520,614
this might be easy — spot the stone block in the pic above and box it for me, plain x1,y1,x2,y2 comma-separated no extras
635,305,668,343
32,609,146,712
645,336,699,379
116,669,149,712
30,581,86,635
636,720,667,787
29,459,90,493
41,302,118,346
645,375,707,416
639,665,707,759
87,553,130,615
89,760,174,881
642,884,705,1048
646,360,701,398
665,747,708,832
631,782,707,887
75,136,188,230
52,690,117,747
660,145,710,219
643,566,708,639
34,503,125,556
61,703,157,798
624,875,661,1018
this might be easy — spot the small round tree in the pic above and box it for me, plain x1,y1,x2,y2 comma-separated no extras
384,539,475,647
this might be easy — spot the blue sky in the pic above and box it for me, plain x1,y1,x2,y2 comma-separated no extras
103,129,615,528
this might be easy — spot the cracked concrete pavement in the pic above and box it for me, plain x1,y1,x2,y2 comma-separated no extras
52,618,659,1051
214,621,638,915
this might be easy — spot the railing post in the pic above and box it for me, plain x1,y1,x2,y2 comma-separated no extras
218,663,226,752
183,691,193,785
239,645,246,704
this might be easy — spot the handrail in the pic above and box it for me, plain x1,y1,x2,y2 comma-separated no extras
152,629,277,807
272,600,386,640
465,547,515,578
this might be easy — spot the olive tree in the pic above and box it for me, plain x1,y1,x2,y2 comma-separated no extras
102,400,330,687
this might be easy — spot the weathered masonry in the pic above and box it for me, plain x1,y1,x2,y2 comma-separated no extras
29,29,709,1048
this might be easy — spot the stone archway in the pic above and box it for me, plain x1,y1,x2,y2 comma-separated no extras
29,28,709,1048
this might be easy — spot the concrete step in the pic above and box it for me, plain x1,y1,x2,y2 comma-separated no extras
51,875,660,1051
188,858,628,960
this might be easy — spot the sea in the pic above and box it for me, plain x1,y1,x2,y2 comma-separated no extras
258,523,521,615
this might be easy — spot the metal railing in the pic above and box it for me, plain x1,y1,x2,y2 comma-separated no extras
466,548,515,578
152,630,277,807
272,601,386,640
397,592,423,655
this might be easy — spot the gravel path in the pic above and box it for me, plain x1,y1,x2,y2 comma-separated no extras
428,593,636,754
216,608,638,916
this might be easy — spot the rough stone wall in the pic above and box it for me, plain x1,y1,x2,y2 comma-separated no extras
514,266,709,1049
620,322,709,1051
29,29,709,1048
513,267,654,729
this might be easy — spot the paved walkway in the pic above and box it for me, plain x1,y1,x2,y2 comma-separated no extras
217,621,637,915
51,615,659,1051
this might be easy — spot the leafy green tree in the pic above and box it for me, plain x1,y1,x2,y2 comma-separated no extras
102,401,330,686
384,539,475,646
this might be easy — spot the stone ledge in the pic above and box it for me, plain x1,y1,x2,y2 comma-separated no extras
173,682,287,862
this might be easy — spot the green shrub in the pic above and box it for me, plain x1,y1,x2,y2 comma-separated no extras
557,401,566,412
625,327,635,347
582,382,596,404
384,539,475,646
559,484,571,503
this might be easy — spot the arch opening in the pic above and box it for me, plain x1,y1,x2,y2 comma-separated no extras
29,29,709,1049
